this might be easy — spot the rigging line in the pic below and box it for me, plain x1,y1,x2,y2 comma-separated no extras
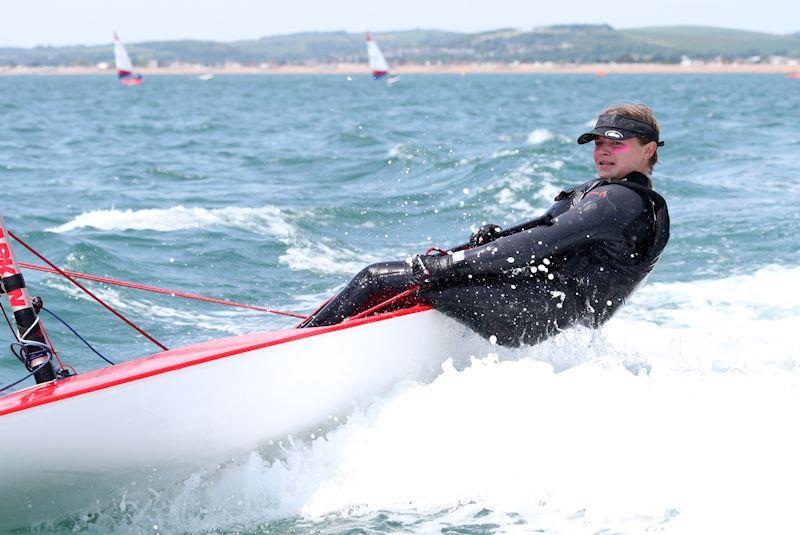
41,307,115,366
1,292,64,369
17,261,307,319
9,231,169,351
0,353,52,394
19,314,40,341
0,302,19,342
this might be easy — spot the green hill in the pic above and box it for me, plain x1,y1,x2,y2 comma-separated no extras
1,25,798,67
620,26,800,57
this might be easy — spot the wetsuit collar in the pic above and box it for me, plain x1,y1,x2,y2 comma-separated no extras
621,171,652,189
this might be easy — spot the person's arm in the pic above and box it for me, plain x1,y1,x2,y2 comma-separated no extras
417,184,647,282
464,196,573,248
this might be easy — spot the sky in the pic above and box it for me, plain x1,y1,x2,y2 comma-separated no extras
1,0,797,48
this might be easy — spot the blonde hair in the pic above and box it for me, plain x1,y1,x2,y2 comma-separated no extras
601,103,660,173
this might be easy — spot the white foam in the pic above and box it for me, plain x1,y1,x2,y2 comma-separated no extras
489,163,560,219
525,129,570,146
59,266,800,533
279,241,384,275
490,148,521,158
387,143,414,160
49,205,378,277
49,205,295,237
607,264,800,374
275,267,800,532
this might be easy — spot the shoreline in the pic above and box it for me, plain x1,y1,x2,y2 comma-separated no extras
1,62,799,76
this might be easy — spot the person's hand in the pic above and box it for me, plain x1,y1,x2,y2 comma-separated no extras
469,223,502,247
410,253,453,288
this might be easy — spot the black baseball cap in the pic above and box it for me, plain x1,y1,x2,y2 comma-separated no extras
577,114,665,146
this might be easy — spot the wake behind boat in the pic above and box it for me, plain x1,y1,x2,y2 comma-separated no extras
0,213,468,529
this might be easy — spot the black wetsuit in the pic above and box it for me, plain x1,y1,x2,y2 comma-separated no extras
304,171,670,347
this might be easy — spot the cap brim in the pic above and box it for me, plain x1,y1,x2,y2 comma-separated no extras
577,127,639,145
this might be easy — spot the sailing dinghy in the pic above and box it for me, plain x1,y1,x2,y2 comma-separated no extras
113,32,143,85
365,33,399,84
0,213,470,529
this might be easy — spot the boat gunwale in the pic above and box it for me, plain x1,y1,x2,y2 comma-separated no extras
0,304,431,417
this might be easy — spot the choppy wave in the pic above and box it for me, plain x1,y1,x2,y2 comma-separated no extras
487,162,562,219
59,265,800,534
41,278,260,338
607,264,800,374
386,143,416,161
48,205,382,277
526,128,571,145
6,73,800,534
144,167,210,181
49,205,295,237
279,241,384,276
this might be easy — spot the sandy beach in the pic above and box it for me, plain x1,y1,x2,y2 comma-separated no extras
1,62,798,76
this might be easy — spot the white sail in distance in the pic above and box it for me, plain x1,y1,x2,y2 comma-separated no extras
113,32,143,84
366,33,391,79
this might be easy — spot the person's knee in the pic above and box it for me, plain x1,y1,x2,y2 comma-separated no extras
354,261,408,291
350,263,382,291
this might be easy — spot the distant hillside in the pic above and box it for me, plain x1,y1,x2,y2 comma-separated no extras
1,25,798,67
433,25,673,63
621,26,800,57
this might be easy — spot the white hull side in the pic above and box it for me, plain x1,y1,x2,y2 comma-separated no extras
0,309,469,528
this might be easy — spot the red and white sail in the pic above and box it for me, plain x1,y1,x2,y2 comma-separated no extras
113,32,143,85
366,33,391,79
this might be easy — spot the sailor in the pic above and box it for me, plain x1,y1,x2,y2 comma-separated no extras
303,103,670,347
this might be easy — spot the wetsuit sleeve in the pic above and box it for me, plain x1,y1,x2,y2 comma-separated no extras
450,184,648,278
544,197,572,219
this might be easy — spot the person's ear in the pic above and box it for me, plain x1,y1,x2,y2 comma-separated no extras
643,141,657,159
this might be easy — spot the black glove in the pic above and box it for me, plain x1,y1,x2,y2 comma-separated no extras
469,223,503,247
410,253,453,288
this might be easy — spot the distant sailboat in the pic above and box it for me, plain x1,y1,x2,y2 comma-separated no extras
365,33,399,84
113,32,143,85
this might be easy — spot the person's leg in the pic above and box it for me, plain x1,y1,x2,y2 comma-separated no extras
302,260,413,327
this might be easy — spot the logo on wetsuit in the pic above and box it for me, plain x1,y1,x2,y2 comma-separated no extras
587,190,608,199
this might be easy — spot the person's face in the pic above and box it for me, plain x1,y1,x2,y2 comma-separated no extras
593,136,656,179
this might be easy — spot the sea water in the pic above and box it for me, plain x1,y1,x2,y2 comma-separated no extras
0,74,799,533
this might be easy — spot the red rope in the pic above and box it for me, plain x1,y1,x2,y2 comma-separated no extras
10,231,169,351
18,261,306,319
